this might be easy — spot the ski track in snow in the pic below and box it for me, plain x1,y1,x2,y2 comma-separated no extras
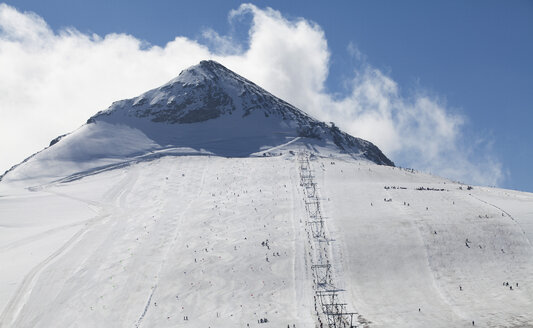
136,160,207,327
469,193,532,246
0,170,138,327
135,285,156,328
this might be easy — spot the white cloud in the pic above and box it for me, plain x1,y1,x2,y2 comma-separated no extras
0,3,503,186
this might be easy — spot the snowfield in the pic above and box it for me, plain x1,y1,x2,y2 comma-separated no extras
1,154,532,327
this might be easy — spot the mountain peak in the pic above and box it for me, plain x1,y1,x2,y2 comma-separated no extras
1,60,393,184
88,60,392,163
197,59,231,73
172,60,233,86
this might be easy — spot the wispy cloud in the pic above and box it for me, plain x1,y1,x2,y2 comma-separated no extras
0,3,503,186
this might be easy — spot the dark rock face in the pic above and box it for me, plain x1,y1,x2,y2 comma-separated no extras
131,82,235,124
49,134,67,147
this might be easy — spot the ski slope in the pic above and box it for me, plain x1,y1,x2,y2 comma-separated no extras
1,154,532,327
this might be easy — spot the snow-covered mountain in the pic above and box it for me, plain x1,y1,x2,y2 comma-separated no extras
1,61,532,328
0,60,392,186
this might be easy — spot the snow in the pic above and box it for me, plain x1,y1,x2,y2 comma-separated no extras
1,122,159,185
1,154,532,327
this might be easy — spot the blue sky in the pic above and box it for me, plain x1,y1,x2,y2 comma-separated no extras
1,1,532,192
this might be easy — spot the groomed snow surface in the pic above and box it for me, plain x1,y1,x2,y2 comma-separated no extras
1,155,532,327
